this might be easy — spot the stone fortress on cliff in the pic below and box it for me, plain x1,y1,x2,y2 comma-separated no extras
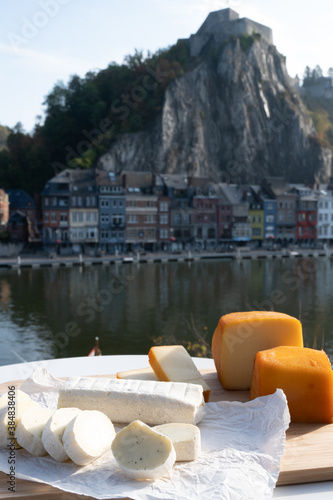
184,8,273,57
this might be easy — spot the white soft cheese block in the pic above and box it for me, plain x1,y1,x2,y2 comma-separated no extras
0,394,40,448
148,345,211,402
153,423,201,461
16,407,54,456
111,420,176,480
62,410,115,466
58,376,205,425
117,367,158,381
42,407,81,462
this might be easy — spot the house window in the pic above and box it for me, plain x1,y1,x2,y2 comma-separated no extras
266,203,274,210
78,212,83,222
60,213,67,222
160,202,168,212
160,229,168,239
86,212,91,222
101,200,109,207
128,214,137,223
298,213,306,222
119,200,124,208
44,212,49,222
44,198,49,206
266,215,274,223
77,196,82,207
174,214,181,224
147,200,155,207
160,214,168,225
278,212,284,222
101,214,109,223
51,212,57,223
145,215,155,223
146,228,155,238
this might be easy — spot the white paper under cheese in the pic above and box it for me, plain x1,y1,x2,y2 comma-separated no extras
111,419,176,480
62,410,116,466
153,423,201,461
58,376,205,425
16,407,54,456
42,407,81,462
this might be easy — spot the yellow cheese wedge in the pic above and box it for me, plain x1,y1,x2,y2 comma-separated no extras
212,311,303,390
117,367,158,381
148,345,211,402
250,346,333,423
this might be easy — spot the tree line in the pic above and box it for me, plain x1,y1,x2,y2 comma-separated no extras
0,41,193,197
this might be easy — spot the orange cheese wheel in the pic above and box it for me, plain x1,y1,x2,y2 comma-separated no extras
212,311,303,390
250,346,333,423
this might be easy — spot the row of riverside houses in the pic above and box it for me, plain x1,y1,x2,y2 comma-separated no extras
38,169,333,254
2,170,333,252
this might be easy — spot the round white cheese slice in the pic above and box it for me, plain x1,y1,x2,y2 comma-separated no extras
42,407,81,462
16,407,54,456
153,423,201,461
62,410,115,466
0,389,31,411
111,419,176,480
0,395,40,448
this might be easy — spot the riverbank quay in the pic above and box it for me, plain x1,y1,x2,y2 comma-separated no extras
0,247,332,269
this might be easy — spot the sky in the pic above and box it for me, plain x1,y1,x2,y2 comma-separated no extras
1,0,333,133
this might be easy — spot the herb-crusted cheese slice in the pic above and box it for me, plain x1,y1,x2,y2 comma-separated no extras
58,376,205,425
111,420,176,480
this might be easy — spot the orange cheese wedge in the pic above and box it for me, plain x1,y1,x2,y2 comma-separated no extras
212,311,303,390
250,346,333,423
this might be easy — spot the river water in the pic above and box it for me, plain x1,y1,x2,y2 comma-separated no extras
0,257,333,367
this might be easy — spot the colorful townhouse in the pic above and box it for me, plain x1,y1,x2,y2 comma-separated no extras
69,170,98,252
263,178,297,245
192,195,218,249
295,194,317,242
161,175,194,249
122,171,158,251
219,184,251,243
41,171,71,245
6,189,41,242
96,171,126,253
217,186,232,241
316,186,333,242
247,186,264,243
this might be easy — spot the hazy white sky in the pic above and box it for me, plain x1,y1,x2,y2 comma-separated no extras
1,0,332,133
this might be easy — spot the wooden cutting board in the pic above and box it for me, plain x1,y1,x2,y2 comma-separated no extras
0,369,332,499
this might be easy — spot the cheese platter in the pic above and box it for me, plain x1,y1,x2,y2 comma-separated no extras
0,368,332,499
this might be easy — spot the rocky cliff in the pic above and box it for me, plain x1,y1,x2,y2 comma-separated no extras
98,17,333,183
